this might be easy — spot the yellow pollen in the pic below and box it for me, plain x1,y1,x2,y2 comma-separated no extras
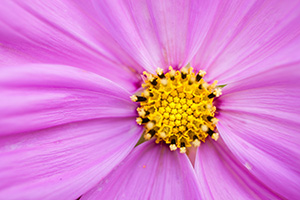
192,139,201,147
169,144,177,151
132,66,221,153
180,147,187,154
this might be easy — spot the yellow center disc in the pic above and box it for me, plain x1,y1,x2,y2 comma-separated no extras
131,66,222,153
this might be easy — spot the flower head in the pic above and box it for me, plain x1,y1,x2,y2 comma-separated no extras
0,0,300,199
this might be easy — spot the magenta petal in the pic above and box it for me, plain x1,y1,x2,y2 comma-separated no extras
91,0,219,72
0,0,141,90
0,64,137,135
191,1,300,84
82,141,201,199
217,64,300,199
0,117,142,199
195,139,282,199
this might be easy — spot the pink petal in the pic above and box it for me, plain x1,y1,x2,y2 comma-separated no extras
91,0,219,72
195,139,283,199
82,141,201,199
0,64,137,135
191,1,300,84
0,117,142,199
0,0,141,91
217,63,300,199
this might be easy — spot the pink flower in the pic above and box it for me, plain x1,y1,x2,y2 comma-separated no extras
1,0,300,199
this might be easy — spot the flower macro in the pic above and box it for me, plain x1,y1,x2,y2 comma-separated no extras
1,0,300,199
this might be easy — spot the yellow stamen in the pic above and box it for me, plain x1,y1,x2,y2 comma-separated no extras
169,144,177,151
192,139,201,147
180,147,187,154
130,95,138,102
132,66,221,153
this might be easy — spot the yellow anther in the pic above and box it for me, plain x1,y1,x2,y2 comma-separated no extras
202,82,209,89
213,88,222,97
169,144,177,151
143,90,150,97
133,66,221,153
201,124,208,132
130,95,138,102
160,78,168,86
136,117,143,125
198,70,206,77
211,118,219,125
180,147,187,154
181,67,188,74
159,131,167,139
192,139,201,147
211,133,219,141
144,133,152,140
156,67,164,75
189,76,196,84
137,108,146,117
146,121,155,130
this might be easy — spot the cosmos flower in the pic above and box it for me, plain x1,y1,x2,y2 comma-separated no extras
1,0,300,199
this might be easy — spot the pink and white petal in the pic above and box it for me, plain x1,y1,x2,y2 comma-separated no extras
0,0,141,90
0,117,142,200
0,64,137,135
217,63,300,199
91,0,219,72
195,139,283,200
191,0,300,84
82,141,201,200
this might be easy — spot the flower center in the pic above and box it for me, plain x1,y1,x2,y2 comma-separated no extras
131,66,222,153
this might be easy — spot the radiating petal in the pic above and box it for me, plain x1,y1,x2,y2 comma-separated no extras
82,141,201,200
0,0,141,91
195,139,283,200
191,0,300,84
91,0,219,72
0,118,142,200
0,64,137,135
217,63,300,199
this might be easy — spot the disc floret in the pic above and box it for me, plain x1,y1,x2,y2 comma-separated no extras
131,66,221,153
